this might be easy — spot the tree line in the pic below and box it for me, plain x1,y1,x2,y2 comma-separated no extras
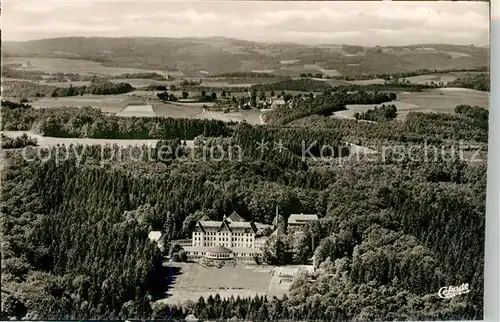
1,102,231,139
355,104,398,122
264,89,396,125
1,133,38,149
250,78,333,92
448,73,490,91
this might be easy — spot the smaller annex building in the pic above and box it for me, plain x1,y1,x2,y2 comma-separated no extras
200,245,236,268
205,245,234,260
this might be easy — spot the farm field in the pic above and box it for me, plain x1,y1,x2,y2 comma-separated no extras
152,102,262,124
194,109,262,124
334,88,489,120
157,263,297,306
28,95,142,113
1,131,161,147
3,56,184,76
116,104,156,117
198,81,259,88
1,78,91,88
109,78,174,87
401,74,458,85
152,102,204,119
348,78,386,85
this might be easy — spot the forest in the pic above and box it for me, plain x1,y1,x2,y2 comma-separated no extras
264,89,396,125
0,81,489,320
49,80,135,97
250,78,333,92
1,133,38,149
355,104,398,122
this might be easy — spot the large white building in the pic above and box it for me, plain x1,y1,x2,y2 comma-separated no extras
183,212,264,264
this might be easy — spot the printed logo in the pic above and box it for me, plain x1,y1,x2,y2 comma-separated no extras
438,283,470,299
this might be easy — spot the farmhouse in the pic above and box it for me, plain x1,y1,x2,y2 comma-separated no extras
271,99,286,109
183,212,264,264
287,213,319,233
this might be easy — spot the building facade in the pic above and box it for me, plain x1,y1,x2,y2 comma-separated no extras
184,212,264,264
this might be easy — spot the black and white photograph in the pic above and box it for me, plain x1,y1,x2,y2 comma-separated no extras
0,1,492,321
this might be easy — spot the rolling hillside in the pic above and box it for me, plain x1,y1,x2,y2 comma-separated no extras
2,37,489,76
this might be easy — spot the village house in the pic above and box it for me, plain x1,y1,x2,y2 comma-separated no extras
271,99,286,109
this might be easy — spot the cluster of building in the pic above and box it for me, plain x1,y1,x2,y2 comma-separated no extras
163,210,319,266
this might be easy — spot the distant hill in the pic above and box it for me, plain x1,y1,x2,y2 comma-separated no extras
2,37,489,76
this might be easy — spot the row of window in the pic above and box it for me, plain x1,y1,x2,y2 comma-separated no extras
194,236,253,242
193,242,255,248
194,231,254,237
187,251,262,257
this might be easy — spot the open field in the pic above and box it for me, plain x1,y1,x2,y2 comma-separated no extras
116,104,156,117
152,102,204,119
28,95,142,113
1,78,91,88
11,93,263,123
110,78,174,87
336,102,428,121
399,88,489,111
348,78,386,85
401,74,458,85
198,81,259,88
444,51,472,58
334,88,489,120
157,263,301,306
194,109,262,124
2,131,161,147
3,56,183,76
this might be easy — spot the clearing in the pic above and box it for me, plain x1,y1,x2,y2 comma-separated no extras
1,131,160,147
116,104,156,117
157,262,310,306
401,74,458,85
29,95,140,114
348,78,386,85
334,88,489,120
3,56,183,76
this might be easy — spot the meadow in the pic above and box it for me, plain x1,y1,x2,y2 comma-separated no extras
2,131,160,147
116,104,156,117
157,263,296,306
401,74,458,85
3,56,184,76
29,95,140,113
334,88,489,120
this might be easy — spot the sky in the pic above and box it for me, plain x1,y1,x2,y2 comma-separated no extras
1,1,491,46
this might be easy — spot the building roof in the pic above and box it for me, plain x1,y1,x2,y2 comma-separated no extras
288,214,319,224
199,220,223,227
229,221,254,229
227,212,244,222
148,231,162,242
196,219,257,233
185,314,199,322
208,245,233,254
